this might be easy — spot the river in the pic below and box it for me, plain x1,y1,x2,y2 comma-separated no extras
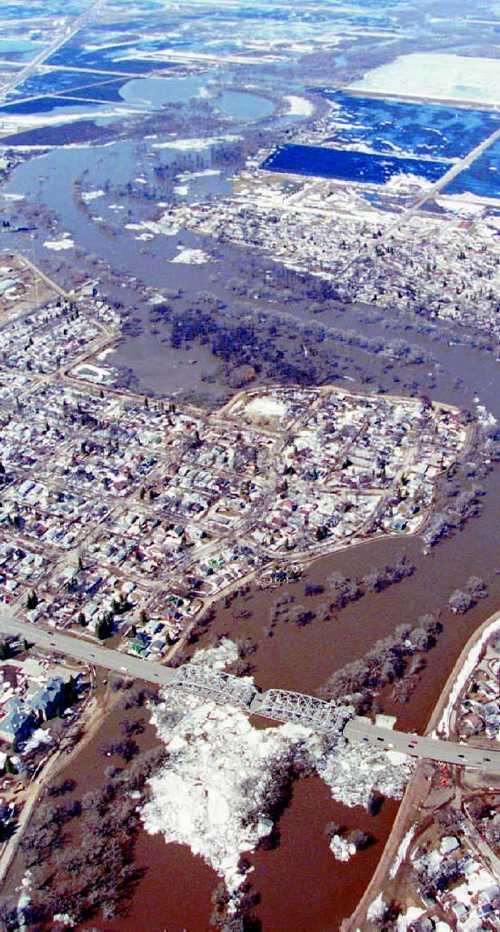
1,109,499,931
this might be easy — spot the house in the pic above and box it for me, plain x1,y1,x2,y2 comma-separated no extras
0,699,36,748
26,676,66,722
440,836,460,855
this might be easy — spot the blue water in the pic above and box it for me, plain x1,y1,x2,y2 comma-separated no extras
119,75,208,108
0,37,46,59
61,81,126,103
5,69,124,100
0,96,102,115
215,90,275,122
444,138,500,200
0,0,91,16
46,39,168,74
262,144,449,184
314,92,500,160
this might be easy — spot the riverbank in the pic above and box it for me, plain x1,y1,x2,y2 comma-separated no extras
341,608,500,932
0,676,121,894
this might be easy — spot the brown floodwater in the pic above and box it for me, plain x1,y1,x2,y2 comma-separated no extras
88,465,498,932
2,116,499,932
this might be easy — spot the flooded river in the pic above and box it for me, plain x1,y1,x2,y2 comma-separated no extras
2,124,499,931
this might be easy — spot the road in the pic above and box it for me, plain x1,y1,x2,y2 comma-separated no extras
0,611,177,689
1,612,498,774
0,0,105,100
334,125,500,281
344,718,498,775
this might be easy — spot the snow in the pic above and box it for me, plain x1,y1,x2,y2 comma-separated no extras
436,613,500,738
191,638,239,670
435,193,493,216
81,189,105,202
125,217,180,238
23,727,52,754
0,105,139,133
245,397,288,418
389,825,416,879
396,906,425,930
309,736,412,810
171,248,211,264
143,696,292,904
142,639,415,911
329,834,356,862
43,234,74,251
349,53,500,107
367,892,386,921
152,134,242,151
284,95,314,117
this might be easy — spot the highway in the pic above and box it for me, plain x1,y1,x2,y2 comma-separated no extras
1,612,499,775
0,611,177,689
344,718,498,774
0,0,105,101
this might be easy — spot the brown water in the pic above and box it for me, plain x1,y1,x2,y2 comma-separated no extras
3,111,499,932
102,462,499,932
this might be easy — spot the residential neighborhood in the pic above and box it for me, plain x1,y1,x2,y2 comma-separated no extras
0,284,469,669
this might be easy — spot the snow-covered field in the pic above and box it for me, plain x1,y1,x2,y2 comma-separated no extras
284,95,314,117
349,54,500,107
142,641,413,912
245,396,288,418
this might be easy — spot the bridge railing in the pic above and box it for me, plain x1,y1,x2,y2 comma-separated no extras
171,665,257,710
256,688,346,734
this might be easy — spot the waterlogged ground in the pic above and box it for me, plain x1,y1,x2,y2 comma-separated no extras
262,143,450,184
317,92,500,160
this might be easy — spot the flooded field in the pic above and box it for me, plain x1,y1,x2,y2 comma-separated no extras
263,143,450,184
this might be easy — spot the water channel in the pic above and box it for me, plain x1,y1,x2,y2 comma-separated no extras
1,117,499,930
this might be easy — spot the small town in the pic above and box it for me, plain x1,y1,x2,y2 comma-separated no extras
155,164,500,338
0,0,498,923
0,273,469,682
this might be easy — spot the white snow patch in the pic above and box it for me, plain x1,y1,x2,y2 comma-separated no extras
191,638,239,670
309,736,413,810
23,728,52,754
152,134,242,151
389,825,416,879
284,95,314,117
245,396,288,419
367,892,386,921
171,248,211,264
396,906,425,930
143,696,291,905
125,217,180,238
143,640,414,911
81,189,105,202
349,53,500,106
43,234,74,251
329,834,356,862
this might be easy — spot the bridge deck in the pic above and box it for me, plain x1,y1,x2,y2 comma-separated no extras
0,612,498,775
